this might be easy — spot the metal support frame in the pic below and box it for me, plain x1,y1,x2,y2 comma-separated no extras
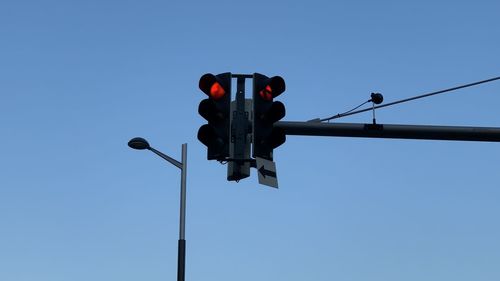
228,75,252,181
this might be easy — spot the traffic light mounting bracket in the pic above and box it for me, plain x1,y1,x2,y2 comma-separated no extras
227,75,252,181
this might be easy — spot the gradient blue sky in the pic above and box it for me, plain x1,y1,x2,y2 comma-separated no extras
1,1,500,280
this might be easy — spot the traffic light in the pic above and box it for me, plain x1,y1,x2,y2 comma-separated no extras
198,72,231,160
252,73,286,160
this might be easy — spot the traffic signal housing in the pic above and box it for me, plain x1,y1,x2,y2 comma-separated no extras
252,73,286,160
198,72,232,160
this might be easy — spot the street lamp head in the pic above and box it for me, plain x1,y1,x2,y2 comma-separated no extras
128,137,151,150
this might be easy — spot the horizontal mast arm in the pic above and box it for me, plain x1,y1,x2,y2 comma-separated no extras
275,121,500,142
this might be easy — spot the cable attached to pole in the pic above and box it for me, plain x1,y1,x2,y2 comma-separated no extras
315,76,500,122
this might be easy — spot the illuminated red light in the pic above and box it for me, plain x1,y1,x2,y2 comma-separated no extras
259,85,273,101
210,82,226,99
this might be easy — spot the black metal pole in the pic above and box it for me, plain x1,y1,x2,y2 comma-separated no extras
177,239,186,281
276,121,500,142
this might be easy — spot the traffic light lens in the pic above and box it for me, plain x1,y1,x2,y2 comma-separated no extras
259,85,273,101
210,82,226,99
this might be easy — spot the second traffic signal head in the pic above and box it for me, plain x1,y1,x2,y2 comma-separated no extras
252,73,286,160
197,72,232,160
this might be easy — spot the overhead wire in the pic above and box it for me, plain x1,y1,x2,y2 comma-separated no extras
323,99,371,122
318,75,500,122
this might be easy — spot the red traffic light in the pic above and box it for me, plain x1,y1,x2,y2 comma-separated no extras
254,74,285,101
259,85,273,101
210,82,225,99
252,73,287,160
198,72,231,160
199,73,230,100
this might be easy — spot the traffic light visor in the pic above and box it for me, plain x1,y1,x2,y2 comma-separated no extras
199,73,228,100
256,75,285,101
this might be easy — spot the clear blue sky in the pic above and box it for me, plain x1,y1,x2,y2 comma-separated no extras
1,1,500,280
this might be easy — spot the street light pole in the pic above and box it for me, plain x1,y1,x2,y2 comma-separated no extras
178,143,187,281
128,138,187,281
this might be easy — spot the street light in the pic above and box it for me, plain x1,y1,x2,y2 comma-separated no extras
128,137,188,281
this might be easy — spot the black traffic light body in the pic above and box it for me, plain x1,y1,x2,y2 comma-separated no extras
252,73,286,160
198,72,232,160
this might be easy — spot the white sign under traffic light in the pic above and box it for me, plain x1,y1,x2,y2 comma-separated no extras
255,157,278,188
